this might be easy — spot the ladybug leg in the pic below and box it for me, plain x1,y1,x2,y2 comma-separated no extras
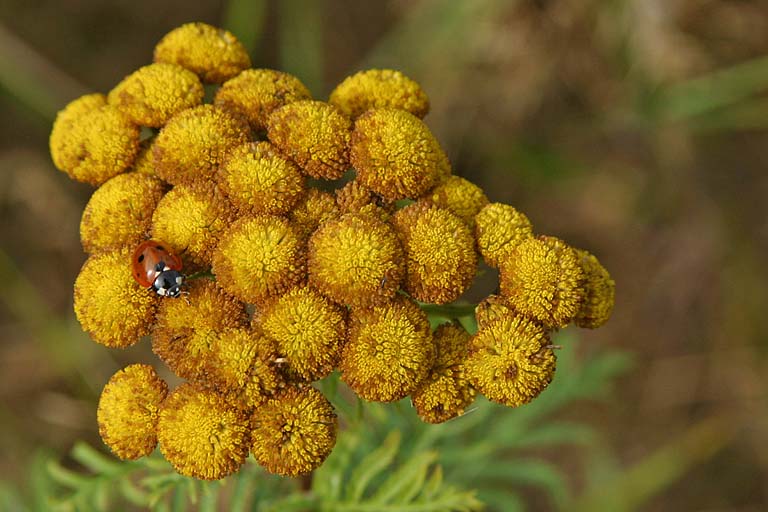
180,289,191,305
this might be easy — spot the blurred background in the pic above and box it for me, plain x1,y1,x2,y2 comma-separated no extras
1,0,767,510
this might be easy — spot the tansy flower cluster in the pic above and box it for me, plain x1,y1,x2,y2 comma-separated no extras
51,22,615,480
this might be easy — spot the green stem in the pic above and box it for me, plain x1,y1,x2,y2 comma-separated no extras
419,303,477,319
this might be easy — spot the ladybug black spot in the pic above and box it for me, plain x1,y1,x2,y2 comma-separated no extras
156,245,164,251
137,254,145,262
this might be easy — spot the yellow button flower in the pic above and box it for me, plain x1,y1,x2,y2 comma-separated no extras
154,22,251,83
474,202,534,268
153,104,249,186
215,69,312,131
50,94,140,185
267,100,351,180
329,69,430,119
474,294,516,330
465,315,555,407
574,249,615,329
152,280,248,383
74,248,158,348
212,216,306,304
219,142,306,216
132,139,158,176
80,173,166,254
308,213,404,307
421,175,489,228
158,384,249,480
341,296,434,402
240,328,285,408
151,184,234,269
335,179,393,221
499,236,585,328
258,285,347,382
288,189,340,239
391,203,477,304
350,108,449,201
97,364,168,460
250,386,337,476
412,322,476,424
108,62,203,127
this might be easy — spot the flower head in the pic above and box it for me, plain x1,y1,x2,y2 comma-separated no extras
250,386,337,476
257,285,347,382
158,384,249,480
329,69,430,119
154,22,251,83
80,173,166,253
421,176,489,228
50,94,140,185
212,215,306,304
391,203,477,304
574,249,615,329
219,142,306,216
108,63,203,127
499,236,585,328
152,279,247,382
151,184,234,269
97,364,168,460
465,315,555,407
132,139,159,176
350,108,449,201
153,104,249,186
474,203,533,268
215,69,312,131
341,296,434,402
412,322,476,424
74,248,158,348
474,294,516,330
239,329,285,408
335,179,393,221
267,100,351,180
288,189,339,238
309,213,404,307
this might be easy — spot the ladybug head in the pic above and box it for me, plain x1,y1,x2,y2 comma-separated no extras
152,270,184,298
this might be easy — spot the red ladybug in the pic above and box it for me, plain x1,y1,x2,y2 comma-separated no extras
131,240,185,298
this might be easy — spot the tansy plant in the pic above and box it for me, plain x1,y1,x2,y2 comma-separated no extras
48,21,615,510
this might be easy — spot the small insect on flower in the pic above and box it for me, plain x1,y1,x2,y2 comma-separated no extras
131,240,185,298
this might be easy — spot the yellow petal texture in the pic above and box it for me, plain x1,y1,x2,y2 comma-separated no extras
80,173,166,253
421,175,489,228
335,179,393,221
250,386,337,476
215,69,312,131
158,384,249,480
341,296,434,402
474,294,517,330
97,364,168,460
329,68,430,119
108,63,204,127
499,236,585,328
309,213,404,307
412,322,476,424
465,315,555,407
151,184,234,268
50,94,140,185
74,248,158,348
212,216,306,304
219,142,306,216
154,22,251,83
267,100,351,180
152,280,248,383
474,202,534,268
350,108,448,201
574,249,615,329
391,203,477,304
288,189,339,239
258,285,347,381
132,139,158,176
153,104,249,185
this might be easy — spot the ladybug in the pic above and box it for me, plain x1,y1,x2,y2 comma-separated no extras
131,240,185,298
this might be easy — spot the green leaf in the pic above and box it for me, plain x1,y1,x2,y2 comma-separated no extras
345,431,401,501
514,421,596,448
71,443,121,474
479,460,570,508
369,451,437,504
